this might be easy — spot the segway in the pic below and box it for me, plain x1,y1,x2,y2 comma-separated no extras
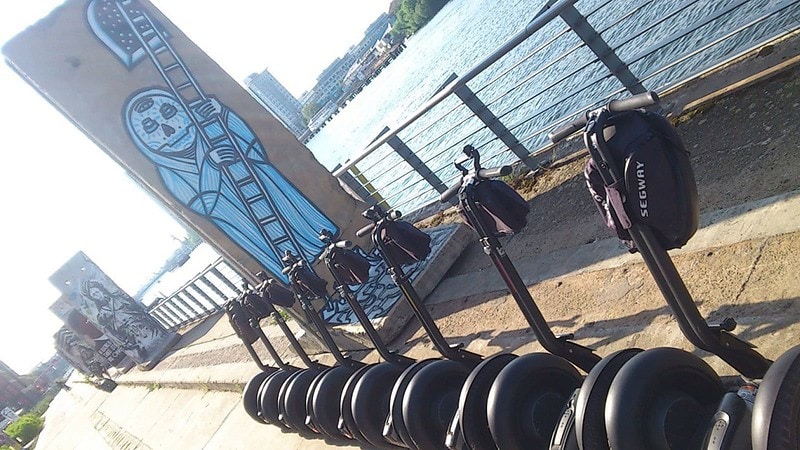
317,229,416,449
226,294,283,425
356,206,483,450
277,251,367,442
235,279,325,437
439,146,602,450
549,91,799,449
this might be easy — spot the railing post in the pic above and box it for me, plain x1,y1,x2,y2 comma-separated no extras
182,288,214,315
163,301,190,324
333,162,388,208
150,309,170,328
210,266,241,296
197,275,227,306
154,304,178,326
386,135,457,205
188,283,223,312
558,4,646,95
173,294,201,318
453,81,537,171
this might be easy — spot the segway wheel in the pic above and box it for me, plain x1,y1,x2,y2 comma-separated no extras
487,353,582,450
339,364,374,444
243,369,278,423
752,344,800,450
605,347,724,450
280,368,323,437
575,348,643,450
385,359,437,449
402,359,473,450
259,369,294,427
309,365,361,441
351,362,410,449
457,353,518,449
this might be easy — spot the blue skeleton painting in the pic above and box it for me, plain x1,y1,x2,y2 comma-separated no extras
88,0,338,282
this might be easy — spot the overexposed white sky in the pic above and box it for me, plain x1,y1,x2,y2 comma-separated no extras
0,0,389,374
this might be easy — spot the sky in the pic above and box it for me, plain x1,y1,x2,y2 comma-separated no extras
0,0,389,374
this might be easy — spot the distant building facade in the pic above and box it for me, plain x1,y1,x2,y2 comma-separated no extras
244,69,308,138
0,360,33,411
299,13,395,139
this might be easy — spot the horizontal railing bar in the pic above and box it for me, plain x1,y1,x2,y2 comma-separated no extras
473,26,572,98
637,7,797,81
626,0,752,64
332,0,579,177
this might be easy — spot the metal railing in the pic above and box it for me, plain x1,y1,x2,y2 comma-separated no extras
331,0,800,216
146,258,246,331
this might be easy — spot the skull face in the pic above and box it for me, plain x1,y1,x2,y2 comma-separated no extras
126,89,196,154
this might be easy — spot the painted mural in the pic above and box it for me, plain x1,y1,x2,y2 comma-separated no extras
54,328,110,377
319,226,453,324
86,0,337,282
50,252,172,364
50,297,127,368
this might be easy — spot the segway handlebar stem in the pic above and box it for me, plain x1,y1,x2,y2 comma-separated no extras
548,91,660,143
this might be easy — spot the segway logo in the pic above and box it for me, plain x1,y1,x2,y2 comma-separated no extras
636,161,648,217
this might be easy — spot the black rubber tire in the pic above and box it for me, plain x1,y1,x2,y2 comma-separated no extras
752,344,800,450
339,363,375,444
280,368,324,437
309,364,362,441
458,353,518,450
387,359,437,449
487,353,582,450
351,362,411,449
402,359,473,450
605,347,724,450
243,369,278,423
259,369,294,427
575,348,643,450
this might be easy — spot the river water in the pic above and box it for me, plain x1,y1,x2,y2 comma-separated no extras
307,0,799,209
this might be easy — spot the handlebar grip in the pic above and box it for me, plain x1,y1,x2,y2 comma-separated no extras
440,181,462,203
356,223,375,238
335,240,352,248
548,114,589,143
478,165,511,179
608,91,659,112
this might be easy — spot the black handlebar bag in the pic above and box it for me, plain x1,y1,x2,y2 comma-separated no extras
380,220,432,266
330,248,371,286
241,292,272,320
585,109,699,250
466,179,530,236
293,265,329,299
226,301,259,345
261,282,295,308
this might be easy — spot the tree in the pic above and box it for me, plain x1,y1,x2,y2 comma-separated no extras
4,414,44,445
301,102,322,122
389,0,449,38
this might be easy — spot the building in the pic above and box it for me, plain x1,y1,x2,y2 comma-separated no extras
245,69,308,138
0,360,33,411
300,13,395,137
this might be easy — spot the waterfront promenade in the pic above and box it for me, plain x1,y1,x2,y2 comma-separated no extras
36,35,800,449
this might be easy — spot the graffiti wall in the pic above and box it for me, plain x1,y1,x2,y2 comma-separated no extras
50,296,128,368
2,0,369,284
50,252,177,365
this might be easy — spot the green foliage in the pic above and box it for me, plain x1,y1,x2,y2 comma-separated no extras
4,414,44,445
29,390,58,417
390,0,449,38
301,102,322,122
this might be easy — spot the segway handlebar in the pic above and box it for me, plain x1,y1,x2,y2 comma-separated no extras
440,165,513,203
356,209,402,237
356,223,375,238
548,91,660,143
